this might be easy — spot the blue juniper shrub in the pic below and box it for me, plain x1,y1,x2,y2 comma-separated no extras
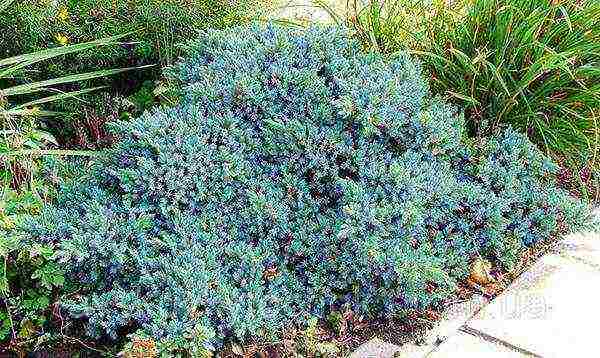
22,24,590,349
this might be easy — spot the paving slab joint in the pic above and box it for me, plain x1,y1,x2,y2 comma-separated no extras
555,250,600,271
459,325,542,358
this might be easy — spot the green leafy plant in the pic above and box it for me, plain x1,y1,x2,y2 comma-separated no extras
415,0,599,156
313,0,465,52
0,158,115,355
122,325,215,358
0,187,64,346
298,318,340,357
0,1,148,350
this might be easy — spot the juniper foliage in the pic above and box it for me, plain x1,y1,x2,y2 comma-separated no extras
23,25,590,348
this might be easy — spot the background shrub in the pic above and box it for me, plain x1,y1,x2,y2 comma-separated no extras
20,24,590,352
419,0,599,158
0,0,267,70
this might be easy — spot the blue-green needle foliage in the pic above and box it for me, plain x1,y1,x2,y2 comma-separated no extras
23,25,590,349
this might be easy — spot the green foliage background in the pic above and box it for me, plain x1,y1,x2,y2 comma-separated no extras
0,0,265,70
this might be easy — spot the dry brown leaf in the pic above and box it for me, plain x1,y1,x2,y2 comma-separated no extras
469,257,495,285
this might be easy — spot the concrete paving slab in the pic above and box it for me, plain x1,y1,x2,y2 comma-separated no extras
426,331,527,358
392,343,429,358
552,231,600,268
351,295,489,358
424,295,488,345
350,337,402,358
552,207,600,264
468,254,600,358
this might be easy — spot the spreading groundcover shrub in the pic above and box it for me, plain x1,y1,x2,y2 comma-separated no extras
20,25,591,350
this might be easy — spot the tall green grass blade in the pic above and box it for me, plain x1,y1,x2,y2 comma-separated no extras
0,33,130,69
1,109,64,117
445,90,480,107
263,17,306,28
369,0,382,43
0,149,99,157
3,65,153,97
12,87,106,110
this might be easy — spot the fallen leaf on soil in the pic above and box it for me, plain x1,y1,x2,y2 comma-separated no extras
469,257,495,285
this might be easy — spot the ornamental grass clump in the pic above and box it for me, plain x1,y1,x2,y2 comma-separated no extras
22,25,591,349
